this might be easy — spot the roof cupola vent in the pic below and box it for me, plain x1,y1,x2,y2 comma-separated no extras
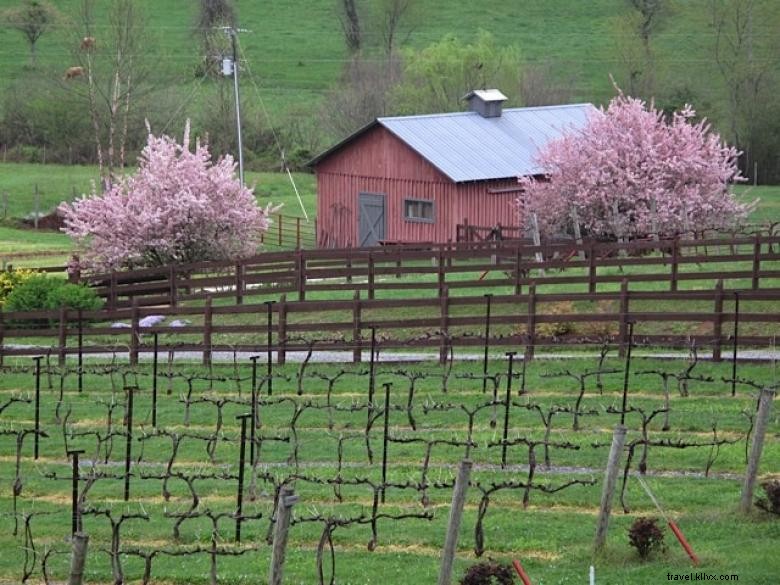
462,89,508,118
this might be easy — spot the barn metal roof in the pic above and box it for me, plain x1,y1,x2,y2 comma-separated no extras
377,103,596,182
309,103,597,183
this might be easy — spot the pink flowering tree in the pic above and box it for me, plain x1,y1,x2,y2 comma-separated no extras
60,123,272,272
517,93,753,239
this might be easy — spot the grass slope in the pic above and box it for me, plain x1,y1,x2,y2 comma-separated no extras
0,1,772,118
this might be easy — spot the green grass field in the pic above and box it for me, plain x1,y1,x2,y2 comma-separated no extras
1,0,773,114
0,355,777,584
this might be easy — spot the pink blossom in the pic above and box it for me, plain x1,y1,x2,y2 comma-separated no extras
517,94,753,239
60,123,272,273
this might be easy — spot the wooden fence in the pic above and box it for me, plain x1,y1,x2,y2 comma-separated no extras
259,213,316,249
60,233,780,309
1,279,778,365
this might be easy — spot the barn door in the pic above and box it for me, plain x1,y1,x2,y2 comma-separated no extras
358,192,386,247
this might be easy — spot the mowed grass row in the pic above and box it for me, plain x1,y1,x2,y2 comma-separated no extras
0,357,777,584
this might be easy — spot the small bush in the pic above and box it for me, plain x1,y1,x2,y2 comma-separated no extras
537,301,577,337
0,268,39,305
460,560,515,585
628,517,665,560
756,479,780,515
4,275,103,313
577,300,619,337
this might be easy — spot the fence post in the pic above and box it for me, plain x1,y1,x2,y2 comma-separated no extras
0,307,4,367
58,305,68,367
109,271,117,311
438,251,446,297
352,291,362,363
712,279,725,362
203,295,213,366
296,249,306,301
752,234,761,290
437,459,473,585
588,242,597,293
123,386,134,501
67,532,89,585
439,286,449,365
168,265,177,307
525,283,537,361
296,217,301,249
235,262,244,305
34,184,40,229
618,279,629,357
277,294,287,365
740,388,776,513
514,247,522,295
368,252,375,300
670,238,679,292
269,486,298,585
278,214,283,246
130,298,139,366
594,424,627,551
346,248,353,284
69,255,81,284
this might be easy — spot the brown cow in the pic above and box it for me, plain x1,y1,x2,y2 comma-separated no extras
64,66,84,80
80,37,96,51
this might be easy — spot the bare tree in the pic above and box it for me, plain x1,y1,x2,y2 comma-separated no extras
379,0,415,56
2,0,62,67
710,0,780,180
337,0,362,54
612,0,666,97
320,53,402,137
195,0,235,76
518,60,578,106
65,0,154,185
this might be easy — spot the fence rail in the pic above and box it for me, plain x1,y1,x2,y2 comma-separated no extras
54,233,780,309
1,279,778,365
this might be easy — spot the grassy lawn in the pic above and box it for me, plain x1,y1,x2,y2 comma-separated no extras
0,356,777,584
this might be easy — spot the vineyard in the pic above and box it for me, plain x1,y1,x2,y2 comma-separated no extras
0,338,778,583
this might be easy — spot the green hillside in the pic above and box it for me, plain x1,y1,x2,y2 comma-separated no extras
0,1,774,134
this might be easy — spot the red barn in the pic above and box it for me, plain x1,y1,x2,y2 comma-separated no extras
310,91,594,247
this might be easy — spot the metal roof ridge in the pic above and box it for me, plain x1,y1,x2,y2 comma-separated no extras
377,102,596,124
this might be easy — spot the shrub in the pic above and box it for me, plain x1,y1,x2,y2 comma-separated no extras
4,275,103,313
756,479,780,515
0,268,39,305
628,517,665,560
460,560,515,585
537,301,577,337
577,300,619,337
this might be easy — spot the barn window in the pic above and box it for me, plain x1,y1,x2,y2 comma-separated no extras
404,198,435,223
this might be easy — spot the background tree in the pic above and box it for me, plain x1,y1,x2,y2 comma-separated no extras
195,0,235,76
377,0,416,56
64,0,155,186
59,123,272,273
709,0,780,183
1,0,61,67
337,0,362,54
517,93,751,240
320,54,402,137
518,60,578,106
611,0,666,98
393,30,523,114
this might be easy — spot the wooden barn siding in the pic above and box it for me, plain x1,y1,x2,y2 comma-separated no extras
317,174,521,246
315,125,522,246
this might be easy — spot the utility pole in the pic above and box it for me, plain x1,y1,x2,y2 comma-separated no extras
222,27,245,187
